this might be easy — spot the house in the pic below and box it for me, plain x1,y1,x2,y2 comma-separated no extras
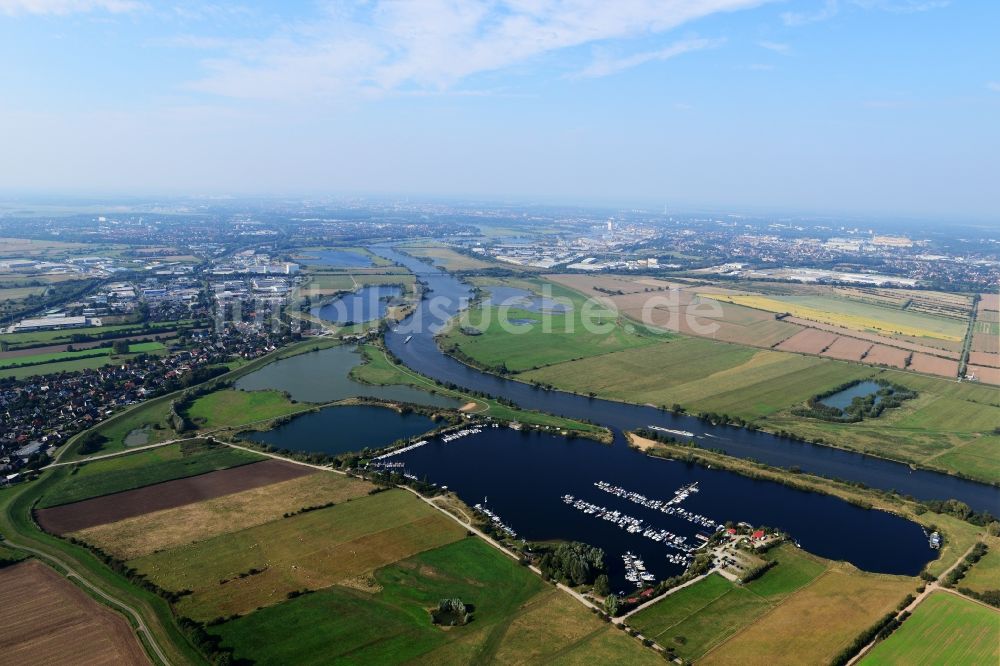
751,529,766,541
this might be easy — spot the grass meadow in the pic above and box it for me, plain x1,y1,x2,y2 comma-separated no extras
860,592,999,665
39,440,263,508
211,536,659,665
131,489,466,621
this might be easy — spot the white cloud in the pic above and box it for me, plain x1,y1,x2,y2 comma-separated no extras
782,0,839,26
184,0,772,100
0,0,141,15
782,0,948,26
757,40,790,54
574,38,725,79
987,81,1000,93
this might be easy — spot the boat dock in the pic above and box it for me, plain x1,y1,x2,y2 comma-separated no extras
375,439,428,460
593,480,718,530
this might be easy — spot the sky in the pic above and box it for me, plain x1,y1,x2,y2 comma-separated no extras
0,0,997,220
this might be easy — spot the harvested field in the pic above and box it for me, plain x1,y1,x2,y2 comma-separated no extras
699,568,912,666
545,273,681,297
978,309,1000,323
0,560,149,665
979,293,1000,312
908,353,959,378
966,365,1000,385
72,472,373,560
36,459,314,534
821,336,872,361
782,317,961,358
967,351,1000,368
132,489,466,620
971,329,999,354
776,328,838,354
864,344,910,368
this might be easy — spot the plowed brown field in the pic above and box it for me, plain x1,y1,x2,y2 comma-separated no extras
36,459,314,534
0,560,149,665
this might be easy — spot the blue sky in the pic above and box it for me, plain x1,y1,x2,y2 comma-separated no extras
0,0,997,220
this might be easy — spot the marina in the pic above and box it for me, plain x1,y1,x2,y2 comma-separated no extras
473,502,518,539
593,480,719,530
375,439,428,460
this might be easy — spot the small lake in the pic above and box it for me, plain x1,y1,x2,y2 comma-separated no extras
486,286,573,313
242,405,436,456
312,284,403,324
298,249,374,268
234,345,460,408
819,381,884,410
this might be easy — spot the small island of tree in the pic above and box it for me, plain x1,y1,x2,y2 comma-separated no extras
431,598,471,626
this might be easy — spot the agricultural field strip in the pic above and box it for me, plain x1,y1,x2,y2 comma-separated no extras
0,341,164,369
0,559,150,665
73,472,374,560
36,458,314,533
703,293,967,341
859,591,999,665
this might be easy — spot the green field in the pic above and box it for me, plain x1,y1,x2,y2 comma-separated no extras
861,592,999,665
211,536,659,665
960,538,1000,596
629,573,771,659
0,285,46,301
403,244,497,271
442,281,665,372
522,336,869,417
0,341,164,369
38,440,263,508
630,545,830,660
132,489,466,620
186,389,302,429
748,544,828,597
0,320,190,349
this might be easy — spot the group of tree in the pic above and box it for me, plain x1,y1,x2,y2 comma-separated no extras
431,598,471,626
537,541,607,587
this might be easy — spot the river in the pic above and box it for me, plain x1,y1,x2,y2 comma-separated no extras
373,245,998,515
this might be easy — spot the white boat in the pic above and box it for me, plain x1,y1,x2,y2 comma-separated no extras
403,335,413,343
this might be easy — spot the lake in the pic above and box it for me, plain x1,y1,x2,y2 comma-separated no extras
242,404,437,456
819,381,885,410
312,284,403,324
234,345,460,408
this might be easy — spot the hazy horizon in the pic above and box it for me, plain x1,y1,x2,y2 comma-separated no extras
1,0,997,220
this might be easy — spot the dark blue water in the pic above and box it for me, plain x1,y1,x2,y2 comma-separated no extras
312,284,402,324
299,249,373,267
819,381,883,410
373,245,999,515
242,404,436,456
399,429,933,589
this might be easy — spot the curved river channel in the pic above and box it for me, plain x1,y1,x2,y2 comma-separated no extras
366,246,997,590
